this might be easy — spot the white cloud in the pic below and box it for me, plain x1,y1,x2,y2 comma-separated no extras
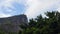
0,0,60,19
0,0,26,18
0,13,11,18
25,0,60,19
0,0,14,17
57,8,60,12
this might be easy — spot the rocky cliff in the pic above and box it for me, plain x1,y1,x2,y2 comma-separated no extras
0,14,28,34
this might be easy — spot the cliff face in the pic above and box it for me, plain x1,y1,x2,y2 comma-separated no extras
0,14,28,33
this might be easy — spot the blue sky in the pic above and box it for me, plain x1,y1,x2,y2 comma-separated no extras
0,0,60,19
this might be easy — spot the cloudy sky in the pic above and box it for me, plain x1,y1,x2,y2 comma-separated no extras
0,0,60,19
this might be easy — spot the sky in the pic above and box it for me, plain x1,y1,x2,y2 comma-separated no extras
0,0,60,19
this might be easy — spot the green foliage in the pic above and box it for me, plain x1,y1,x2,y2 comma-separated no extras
19,11,60,34
0,27,6,34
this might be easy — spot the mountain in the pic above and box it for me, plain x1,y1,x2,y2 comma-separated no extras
0,14,28,34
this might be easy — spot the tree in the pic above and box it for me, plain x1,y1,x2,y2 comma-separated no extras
19,11,60,34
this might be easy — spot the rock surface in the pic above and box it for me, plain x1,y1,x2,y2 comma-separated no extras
0,14,28,34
